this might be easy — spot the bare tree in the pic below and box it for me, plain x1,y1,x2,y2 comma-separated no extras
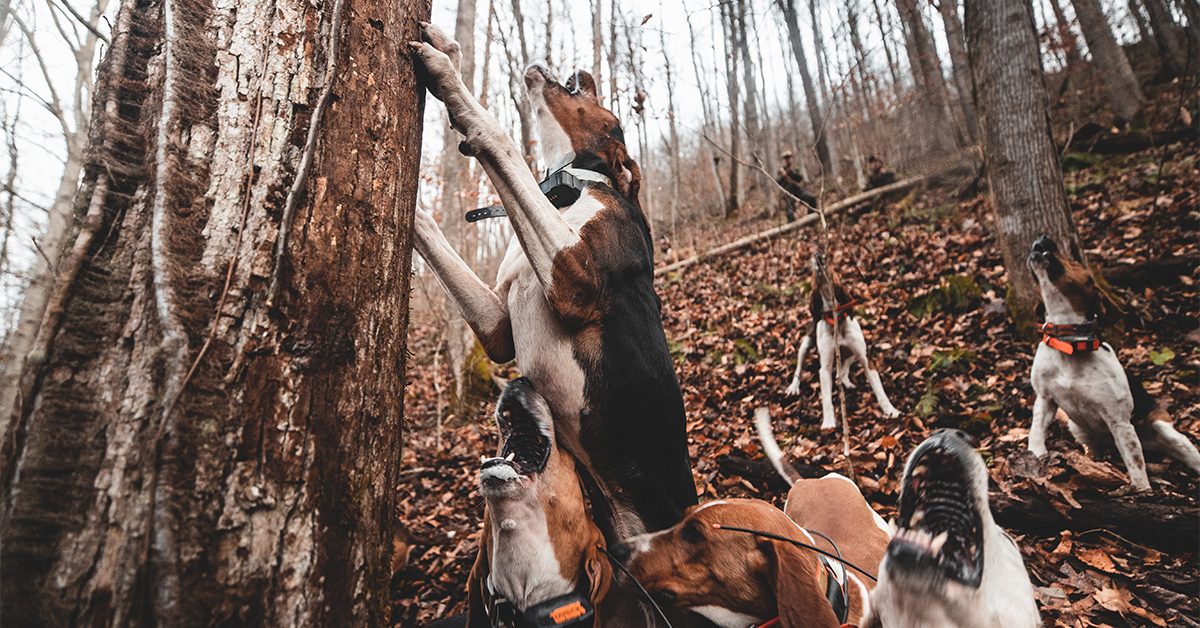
719,0,741,217
592,0,603,101
1070,0,1145,122
934,0,981,143
896,0,961,151
778,0,834,177
1139,0,1188,76
1,0,428,625
966,0,1085,328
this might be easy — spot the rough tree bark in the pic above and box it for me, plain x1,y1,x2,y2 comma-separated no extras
1140,0,1188,76
778,0,834,178
965,0,1086,332
1070,0,1145,122
440,0,479,417
0,0,427,624
934,0,981,144
592,0,602,101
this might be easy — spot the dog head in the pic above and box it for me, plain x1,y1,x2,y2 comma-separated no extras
612,499,847,628
870,429,1039,627
468,378,610,626
1027,235,1104,323
523,65,642,207
809,253,849,311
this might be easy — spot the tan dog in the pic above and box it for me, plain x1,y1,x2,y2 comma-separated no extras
1027,235,1200,492
468,378,610,628
612,484,888,628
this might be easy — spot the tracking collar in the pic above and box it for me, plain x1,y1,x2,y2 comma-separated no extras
485,586,595,628
822,299,859,325
466,152,613,222
1039,321,1101,355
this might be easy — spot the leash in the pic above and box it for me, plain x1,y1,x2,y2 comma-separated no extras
1038,321,1101,355
595,544,675,628
711,525,879,582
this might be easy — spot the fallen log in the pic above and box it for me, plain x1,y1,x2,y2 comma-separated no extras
654,175,928,277
989,492,1198,553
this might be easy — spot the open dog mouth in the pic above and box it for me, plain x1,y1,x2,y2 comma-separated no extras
479,378,552,489
889,441,984,588
1027,235,1060,273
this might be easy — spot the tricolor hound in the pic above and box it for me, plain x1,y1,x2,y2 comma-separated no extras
1026,235,1200,492
468,379,610,628
864,429,1040,628
410,24,696,538
784,253,900,430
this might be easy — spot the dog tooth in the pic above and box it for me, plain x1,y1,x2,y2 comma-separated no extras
481,456,488,463
930,531,948,553
887,519,898,536
505,452,516,461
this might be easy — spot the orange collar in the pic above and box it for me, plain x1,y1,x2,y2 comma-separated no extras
1038,321,1100,355
822,299,859,325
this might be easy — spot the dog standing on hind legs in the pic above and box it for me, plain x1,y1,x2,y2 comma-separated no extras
1026,235,1200,493
785,254,900,430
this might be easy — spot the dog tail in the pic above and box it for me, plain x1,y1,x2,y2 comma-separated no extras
754,407,800,486
1125,367,1170,426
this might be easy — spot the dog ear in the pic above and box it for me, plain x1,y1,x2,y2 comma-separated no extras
584,539,612,608
593,138,642,209
762,539,842,628
467,521,494,628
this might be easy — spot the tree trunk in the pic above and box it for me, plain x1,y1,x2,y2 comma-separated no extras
1140,0,1188,76
778,0,834,178
871,0,905,100
936,0,981,144
896,0,960,151
965,0,1085,334
736,0,761,178
441,0,479,418
592,0,602,102
1130,0,1155,44
808,0,839,181
1070,0,1145,122
1,0,427,625
507,0,537,167
660,27,681,236
1047,0,1083,66
720,0,741,218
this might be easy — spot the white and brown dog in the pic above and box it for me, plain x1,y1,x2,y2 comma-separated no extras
410,25,695,539
1026,235,1200,492
612,411,890,628
864,429,1039,628
468,378,611,628
784,253,900,430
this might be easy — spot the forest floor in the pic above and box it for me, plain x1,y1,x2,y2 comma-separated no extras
391,132,1199,627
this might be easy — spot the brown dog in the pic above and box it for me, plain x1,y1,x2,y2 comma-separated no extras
467,378,610,627
612,484,888,628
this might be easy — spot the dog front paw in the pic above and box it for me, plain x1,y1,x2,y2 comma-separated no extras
784,380,801,396
1027,443,1048,457
881,405,900,419
418,22,462,71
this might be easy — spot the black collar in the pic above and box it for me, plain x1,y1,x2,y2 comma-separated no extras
486,588,595,628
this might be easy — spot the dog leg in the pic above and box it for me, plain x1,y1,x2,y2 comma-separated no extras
837,347,857,389
413,208,515,362
1028,395,1058,457
411,25,586,301
784,335,813,396
1143,420,1200,475
817,323,838,431
1106,418,1152,492
845,319,898,418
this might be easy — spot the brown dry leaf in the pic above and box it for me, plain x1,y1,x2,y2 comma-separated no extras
1063,451,1126,487
1049,532,1073,564
1076,548,1117,573
1094,586,1132,613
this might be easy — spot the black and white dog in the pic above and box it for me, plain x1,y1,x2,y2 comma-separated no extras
1027,235,1200,492
784,254,900,430
864,430,1040,628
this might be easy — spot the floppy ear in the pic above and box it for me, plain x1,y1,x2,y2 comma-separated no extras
762,539,841,628
594,139,643,209
467,519,494,628
585,540,612,608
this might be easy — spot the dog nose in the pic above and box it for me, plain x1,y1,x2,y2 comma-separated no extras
608,541,632,563
1031,235,1055,253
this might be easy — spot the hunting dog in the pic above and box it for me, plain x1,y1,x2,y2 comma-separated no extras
604,409,891,628
410,24,695,539
1027,236,1200,492
784,254,900,430
864,429,1039,628
468,378,611,628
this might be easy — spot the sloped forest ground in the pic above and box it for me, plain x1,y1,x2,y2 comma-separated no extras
392,130,1199,626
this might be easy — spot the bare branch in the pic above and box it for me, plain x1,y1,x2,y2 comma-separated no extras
9,14,70,138
50,0,108,45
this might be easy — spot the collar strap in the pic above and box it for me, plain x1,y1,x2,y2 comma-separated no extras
487,589,595,628
822,299,859,324
465,151,614,222
1039,321,1101,355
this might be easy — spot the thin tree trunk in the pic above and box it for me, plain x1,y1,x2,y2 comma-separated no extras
609,0,620,119
688,11,726,210
719,0,741,218
1140,0,1188,76
1070,0,1145,122
871,0,905,100
778,0,834,178
1047,0,1083,66
936,0,981,143
1,0,427,625
592,0,602,102
896,0,960,151
736,0,761,184
965,0,1085,332
1130,0,1154,44
660,24,680,236
442,0,478,416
